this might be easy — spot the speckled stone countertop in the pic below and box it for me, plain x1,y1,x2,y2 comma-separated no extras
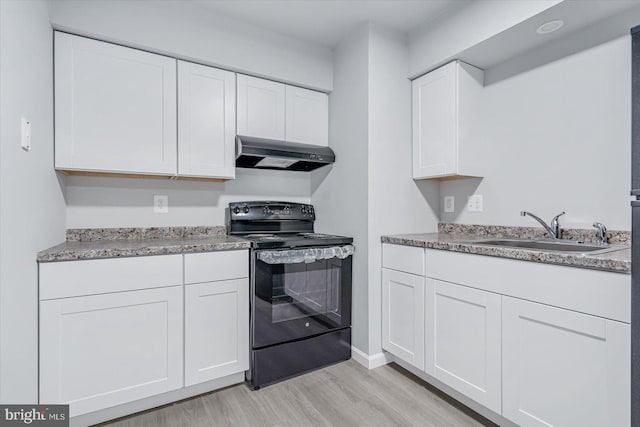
382,224,631,274
37,226,251,262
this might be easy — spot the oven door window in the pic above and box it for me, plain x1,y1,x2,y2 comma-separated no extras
253,252,352,349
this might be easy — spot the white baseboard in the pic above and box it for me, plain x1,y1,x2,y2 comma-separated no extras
70,372,245,427
351,346,393,369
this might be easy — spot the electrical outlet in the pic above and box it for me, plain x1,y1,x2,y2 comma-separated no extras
467,195,483,212
154,195,168,213
444,196,455,213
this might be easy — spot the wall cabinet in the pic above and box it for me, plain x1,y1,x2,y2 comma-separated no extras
502,296,630,427
184,251,249,387
178,61,236,179
285,85,329,146
54,32,178,176
237,75,286,140
39,256,184,417
428,279,501,414
412,60,483,180
237,74,328,146
55,32,237,179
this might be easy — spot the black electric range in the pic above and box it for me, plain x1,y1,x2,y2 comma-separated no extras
227,201,354,389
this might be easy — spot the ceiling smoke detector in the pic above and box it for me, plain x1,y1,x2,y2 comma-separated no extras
536,20,564,35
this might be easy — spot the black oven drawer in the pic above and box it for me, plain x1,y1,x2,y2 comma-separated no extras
249,328,351,389
252,252,352,349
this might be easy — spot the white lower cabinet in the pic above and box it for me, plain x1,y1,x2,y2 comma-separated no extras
40,250,250,421
381,245,630,425
40,286,183,417
502,296,630,427
185,279,249,386
381,268,425,370
427,279,502,414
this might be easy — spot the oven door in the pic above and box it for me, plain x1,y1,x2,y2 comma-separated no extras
251,246,352,349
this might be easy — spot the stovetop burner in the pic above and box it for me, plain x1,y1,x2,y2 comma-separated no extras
239,232,352,249
228,201,353,249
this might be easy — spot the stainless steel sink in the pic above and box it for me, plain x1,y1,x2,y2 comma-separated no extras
463,238,626,255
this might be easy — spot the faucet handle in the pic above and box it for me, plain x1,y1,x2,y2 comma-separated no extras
550,211,565,239
593,222,607,245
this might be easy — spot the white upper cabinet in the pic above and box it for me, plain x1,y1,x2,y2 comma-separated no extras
237,74,328,146
412,60,483,180
178,61,236,179
285,85,328,146
54,32,177,175
237,75,286,140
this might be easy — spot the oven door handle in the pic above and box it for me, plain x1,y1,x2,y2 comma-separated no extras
256,245,354,264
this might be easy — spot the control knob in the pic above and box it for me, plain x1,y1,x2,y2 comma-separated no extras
232,206,241,214
243,205,250,214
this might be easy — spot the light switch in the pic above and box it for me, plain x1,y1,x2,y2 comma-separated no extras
21,118,31,151
154,195,168,213
444,196,455,213
467,195,483,212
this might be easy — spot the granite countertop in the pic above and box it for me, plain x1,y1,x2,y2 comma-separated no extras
37,226,251,262
381,224,631,274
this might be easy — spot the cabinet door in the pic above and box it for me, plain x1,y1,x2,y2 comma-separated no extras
237,75,285,140
285,86,328,146
54,32,177,175
178,61,236,179
427,279,501,413
382,268,425,370
185,279,249,386
502,297,630,427
40,286,183,417
412,61,457,179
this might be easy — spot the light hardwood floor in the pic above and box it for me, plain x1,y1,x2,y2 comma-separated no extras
100,361,495,427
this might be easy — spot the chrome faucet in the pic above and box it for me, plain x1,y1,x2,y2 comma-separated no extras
520,211,565,239
593,222,608,245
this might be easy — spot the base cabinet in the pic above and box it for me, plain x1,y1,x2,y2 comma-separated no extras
381,268,425,370
185,279,249,386
39,286,184,417
381,245,630,426
502,297,630,427
428,279,502,414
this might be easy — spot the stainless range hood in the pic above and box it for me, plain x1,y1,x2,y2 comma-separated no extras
236,135,335,172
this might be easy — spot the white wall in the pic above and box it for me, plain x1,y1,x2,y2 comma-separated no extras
408,0,562,78
66,169,311,228
312,24,441,357
440,35,631,230
311,25,370,352
0,0,67,402
48,0,333,91
366,25,439,356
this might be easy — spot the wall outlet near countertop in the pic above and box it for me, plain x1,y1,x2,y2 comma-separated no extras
444,196,455,213
467,195,483,212
154,195,169,213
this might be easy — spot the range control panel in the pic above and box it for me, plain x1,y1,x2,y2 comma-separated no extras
229,201,315,221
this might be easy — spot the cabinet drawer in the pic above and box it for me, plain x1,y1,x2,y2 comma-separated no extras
426,249,630,323
382,244,425,276
39,255,183,300
184,250,248,284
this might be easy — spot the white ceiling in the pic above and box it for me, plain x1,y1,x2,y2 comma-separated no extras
195,0,471,48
